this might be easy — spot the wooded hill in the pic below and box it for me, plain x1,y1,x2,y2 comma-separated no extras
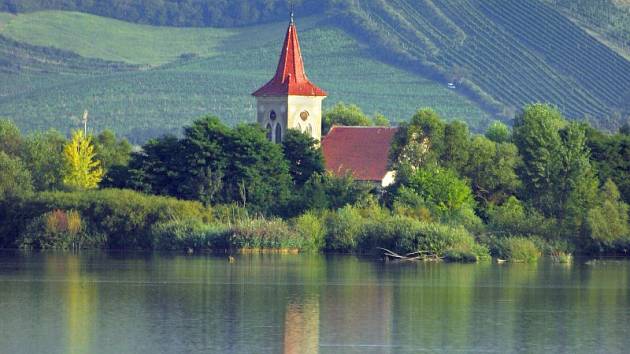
1,0,629,139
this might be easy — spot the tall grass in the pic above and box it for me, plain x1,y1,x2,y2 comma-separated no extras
495,237,541,263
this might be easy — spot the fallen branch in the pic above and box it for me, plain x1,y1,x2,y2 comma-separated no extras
377,247,443,262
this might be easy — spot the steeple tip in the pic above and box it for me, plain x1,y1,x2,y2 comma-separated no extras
289,1,295,24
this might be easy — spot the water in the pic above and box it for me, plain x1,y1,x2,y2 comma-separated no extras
0,252,629,354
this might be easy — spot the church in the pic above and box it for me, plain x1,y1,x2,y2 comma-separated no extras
252,14,397,188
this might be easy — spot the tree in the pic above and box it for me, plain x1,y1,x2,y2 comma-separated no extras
485,121,511,143
180,116,232,201
21,130,66,191
282,129,325,186
399,167,474,217
586,127,630,205
140,116,292,213
390,108,446,169
93,130,132,170
0,119,22,157
225,124,292,214
323,102,373,133
513,104,600,244
62,130,103,190
513,104,567,215
441,120,470,172
586,179,630,250
373,113,390,126
113,135,185,195
301,172,372,211
556,122,598,225
0,152,33,201
463,136,521,205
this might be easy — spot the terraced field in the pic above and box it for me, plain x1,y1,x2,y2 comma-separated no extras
340,0,630,124
0,12,486,141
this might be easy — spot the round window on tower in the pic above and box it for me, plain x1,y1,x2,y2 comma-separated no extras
300,110,310,122
270,111,277,121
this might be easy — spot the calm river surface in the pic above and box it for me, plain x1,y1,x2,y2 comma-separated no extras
0,251,629,353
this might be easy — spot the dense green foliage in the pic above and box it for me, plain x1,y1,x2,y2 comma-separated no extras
112,116,293,214
281,129,324,187
586,126,630,205
388,106,630,256
1,103,630,258
322,102,381,133
1,189,213,249
0,151,33,201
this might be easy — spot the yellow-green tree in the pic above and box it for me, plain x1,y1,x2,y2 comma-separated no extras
63,130,103,189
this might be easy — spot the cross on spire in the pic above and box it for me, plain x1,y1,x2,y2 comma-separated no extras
289,1,295,24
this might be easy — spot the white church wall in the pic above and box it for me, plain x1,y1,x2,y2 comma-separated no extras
287,95,325,141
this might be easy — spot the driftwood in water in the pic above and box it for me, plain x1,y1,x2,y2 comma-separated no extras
377,247,443,262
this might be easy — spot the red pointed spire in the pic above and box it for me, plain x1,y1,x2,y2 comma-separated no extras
252,20,327,97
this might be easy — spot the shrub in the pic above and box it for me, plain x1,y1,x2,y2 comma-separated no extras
586,179,630,251
6,189,213,249
487,197,557,238
292,211,326,253
356,215,490,261
356,215,421,254
444,242,490,263
324,205,365,252
403,167,475,217
443,207,485,235
415,223,484,259
18,209,105,249
496,237,541,263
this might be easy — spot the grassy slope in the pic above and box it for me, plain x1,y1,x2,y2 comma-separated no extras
338,0,630,126
0,12,12,28
0,11,322,66
0,11,486,141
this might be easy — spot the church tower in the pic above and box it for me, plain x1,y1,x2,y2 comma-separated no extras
252,13,327,142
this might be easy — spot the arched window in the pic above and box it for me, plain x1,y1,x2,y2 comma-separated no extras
270,111,277,121
266,124,272,141
275,123,282,143
296,123,302,131
306,123,313,136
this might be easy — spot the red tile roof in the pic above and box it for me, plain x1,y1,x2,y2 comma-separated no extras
252,21,327,97
322,126,399,182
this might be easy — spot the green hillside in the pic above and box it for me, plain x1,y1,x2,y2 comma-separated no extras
544,0,630,53
2,0,630,140
1,11,324,66
0,11,486,141
336,0,630,127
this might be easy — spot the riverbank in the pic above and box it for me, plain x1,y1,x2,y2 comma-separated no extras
0,189,569,263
